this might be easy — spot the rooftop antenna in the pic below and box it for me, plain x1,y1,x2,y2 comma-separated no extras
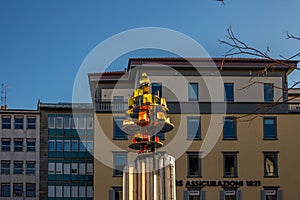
1,83,8,110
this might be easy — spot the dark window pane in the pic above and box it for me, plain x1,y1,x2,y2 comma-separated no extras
188,153,201,177
1,139,10,152
264,83,274,102
14,117,24,129
152,83,162,97
187,118,201,140
2,117,11,129
264,118,276,139
224,83,234,101
223,117,236,140
114,118,127,139
1,183,10,197
14,140,23,152
26,183,36,197
26,140,36,152
114,154,127,176
1,161,10,174
13,183,23,197
188,83,199,101
27,118,36,129
224,154,237,177
14,161,23,174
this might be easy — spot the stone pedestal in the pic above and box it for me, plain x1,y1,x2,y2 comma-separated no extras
123,153,176,200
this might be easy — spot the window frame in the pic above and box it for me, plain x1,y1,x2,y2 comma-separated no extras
26,161,36,175
264,83,274,102
188,82,199,101
14,139,23,152
13,161,23,175
187,117,201,140
187,152,202,178
113,152,128,177
26,139,36,152
223,152,238,178
224,83,234,102
263,117,277,140
1,138,10,152
223,117,237,140
13,183,23,197
1,160,10,174
26,117,36,129
1,183,10,197
264,152,279,177
1,116,11,129
113,117,127,140
26,183,36,197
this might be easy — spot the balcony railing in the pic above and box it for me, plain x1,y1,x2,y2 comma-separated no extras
95,101,300,113
95,101,127,112
288,103,300,113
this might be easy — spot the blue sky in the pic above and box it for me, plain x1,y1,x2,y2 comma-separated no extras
0,0,299,109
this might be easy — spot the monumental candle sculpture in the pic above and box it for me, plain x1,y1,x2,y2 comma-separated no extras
121,73,176,200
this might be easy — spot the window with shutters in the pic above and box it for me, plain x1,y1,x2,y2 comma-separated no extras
220,190,242,200
183,190,206,200
261,188,282,200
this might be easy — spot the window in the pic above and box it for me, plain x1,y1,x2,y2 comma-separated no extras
113,117,127,140
113,152,127,176
71,163,78,174
56,117,63,129
14,139,23,152
48,116,55,128
187,117,201,140
223,117,236,140
224,83,234,102
14,116,24,129
109,187,122,200
1,138,10,152
152,83,162,97
1,160,10,174
188,83,199,101
261,188,282,200
264,83,274,102
56,140,63,151
87,163,93,174
79,141,86,151
13,183,23,197
2,116,11,129
26,139,36,152
26,183,35,197
14,161,23,174
64,163,70,174
187,152,201,177
48,163,55,174
264,117,277,139
48,140,55,151
72,186,78,197
86,116,93,129
26,117,36,129
56,163,63,174
86,141,93,152
64,140,70,151
64,116,71,129
264,152,278,177
184,190,206,200
220,190,242,200
1,183,10,197
223,152,238,177
78,117,86,129
72,117,78,129
71,140,78,151
26,161,35,175
64,186,70,197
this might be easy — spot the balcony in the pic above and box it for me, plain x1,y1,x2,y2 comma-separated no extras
288,103,300,113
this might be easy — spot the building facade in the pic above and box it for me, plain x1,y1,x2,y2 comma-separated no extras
89,58,300,200
0,108,40,199
39,103,94,199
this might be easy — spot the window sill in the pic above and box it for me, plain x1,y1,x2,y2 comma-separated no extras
223,176,238,178
187,175,202,178
264,175,279,178
263,138,278,141
113,138,128,140
223,138,238,141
